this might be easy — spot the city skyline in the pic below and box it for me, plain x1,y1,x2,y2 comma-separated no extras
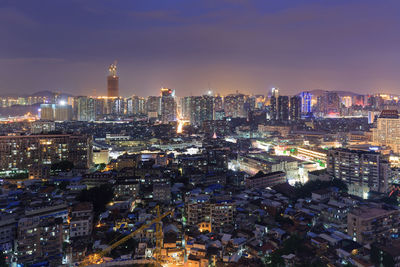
2,0,400,96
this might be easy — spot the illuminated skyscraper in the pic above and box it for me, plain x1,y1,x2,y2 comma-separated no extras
269,88,279,120
300,91,312,114
160,88,176,123
107,62,119,97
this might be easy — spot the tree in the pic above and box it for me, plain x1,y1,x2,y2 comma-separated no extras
77,184,114,214
58,180,69,190
51,160,74,172
370,244,380,265
0,251,7,267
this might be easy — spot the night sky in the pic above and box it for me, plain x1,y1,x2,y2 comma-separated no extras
1,0,400,97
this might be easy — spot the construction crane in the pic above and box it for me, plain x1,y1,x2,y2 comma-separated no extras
79,207,174,266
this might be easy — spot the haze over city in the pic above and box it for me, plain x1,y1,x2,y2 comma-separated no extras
2,0,400,96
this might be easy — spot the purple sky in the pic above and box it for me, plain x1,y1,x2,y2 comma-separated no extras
1,0,400,97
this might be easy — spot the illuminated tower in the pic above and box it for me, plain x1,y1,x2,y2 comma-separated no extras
160,88,177,123
107,62,119,97
269,88,279,120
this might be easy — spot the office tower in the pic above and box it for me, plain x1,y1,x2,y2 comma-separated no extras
325,92,340,115
107,62,119,97
327,148,390,198
146,96,161,119
277,95,289,121
372,110,400,153
160,88,177,123
0,134,93,171
74,96,96,121
189,95,214,126
224,93,246,118
289,95,301,121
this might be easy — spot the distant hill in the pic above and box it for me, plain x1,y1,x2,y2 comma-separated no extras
299,89,361,97
0,90,74,98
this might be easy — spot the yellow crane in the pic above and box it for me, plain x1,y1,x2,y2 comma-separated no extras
79,207,174,266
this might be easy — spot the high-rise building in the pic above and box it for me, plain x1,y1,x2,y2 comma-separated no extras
39,104,55,121
214,95,223,112
107,62,119,97
160,88,176,123
127,95,146,115
277,95,289,121
224,93,246,118
39,104,73,121
0,134,93,171
289,95,301,121
146,96,161,119
300,91,312,114
325,92,340,115
180,96,192,120
368,111,375,124
327,148,390,198
74,96,96,121
269,88,279,120
342,96,352,108
372,110,400,153
353,95,365,106
189,95,214,126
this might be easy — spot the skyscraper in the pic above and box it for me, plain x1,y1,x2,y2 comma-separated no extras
300,91,312,114
277,95,289,121
289,96,301,121
74,96,96,121
160,88,176,123
146,96,161,119
224,93,246,118
269,88,279,120
189,95,214,126
107,62,119,97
